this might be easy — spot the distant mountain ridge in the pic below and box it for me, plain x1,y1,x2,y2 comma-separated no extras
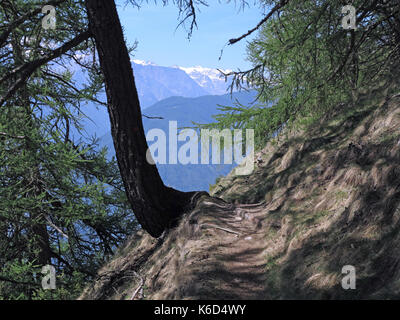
73,59,254,192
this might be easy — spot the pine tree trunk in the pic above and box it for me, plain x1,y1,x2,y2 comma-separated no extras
84,0,206,237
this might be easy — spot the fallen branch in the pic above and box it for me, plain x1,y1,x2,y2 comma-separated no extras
199,223,241,236
237,201,266,208
130,274,144,300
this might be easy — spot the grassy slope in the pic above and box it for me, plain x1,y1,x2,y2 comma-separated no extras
80,90,400,300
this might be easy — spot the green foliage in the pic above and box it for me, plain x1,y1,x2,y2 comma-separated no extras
206,0,400,148
0,0,137,299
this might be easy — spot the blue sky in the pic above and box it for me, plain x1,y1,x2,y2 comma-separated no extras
116,1,264,70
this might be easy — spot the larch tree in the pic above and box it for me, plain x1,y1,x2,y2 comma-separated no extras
0,0,252,241
208,0,400,148
84,0,207,238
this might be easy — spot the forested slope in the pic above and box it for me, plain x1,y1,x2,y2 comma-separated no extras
80,90,400,300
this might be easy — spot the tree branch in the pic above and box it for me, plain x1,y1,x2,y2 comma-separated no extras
0,275,38,287
0,30,91,107
0,0,67,48
228,0,289,45
0,131,26,139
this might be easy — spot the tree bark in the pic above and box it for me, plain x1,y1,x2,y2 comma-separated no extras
84,0,205,237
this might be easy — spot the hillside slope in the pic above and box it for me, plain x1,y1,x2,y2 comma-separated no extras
80,91,400,300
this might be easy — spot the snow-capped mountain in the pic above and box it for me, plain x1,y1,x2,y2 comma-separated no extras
132,60,235,102
132,59,157,66
177,66,233,96
131,61,209,108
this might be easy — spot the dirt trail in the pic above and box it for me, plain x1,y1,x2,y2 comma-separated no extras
79,196,273,300
178,199,270,299
217,203,269,299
